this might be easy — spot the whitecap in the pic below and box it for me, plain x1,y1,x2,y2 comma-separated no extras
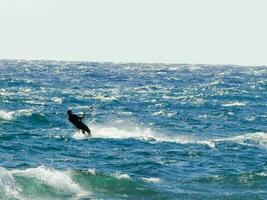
141,177,161,183
200,132,267,148
222,102,246,107
15,109,34,117
112,172,131,180
86,168,96,176
51,97,63,104
0,110,15,121
25,100,45,105
12,165,89,197
152,110,177,117
0,89,12,96
18,88,32,94
246,116,256,121
0,109,34,121
152,110,165,116
0,167,21,199
220,132,267,147
92,95,117,101
257,172,267,177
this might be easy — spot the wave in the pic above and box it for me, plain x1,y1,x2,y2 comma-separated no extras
222,101,246,107
0,167,20,199
0,109,33,121
0,166,164,200
178,132,267,148
141,177,161,183
13,166,88,197
0,109,51,127
0,110,15,121
111,172,131,180
72,124,267,149
209,132,267,148
193,171,267,187
51,97,63,104
0,166,90,200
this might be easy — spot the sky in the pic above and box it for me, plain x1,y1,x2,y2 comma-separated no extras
0,0,266,65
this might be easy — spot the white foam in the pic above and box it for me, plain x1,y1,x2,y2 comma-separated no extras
152,110,177,117
12,166,89,197
18,88,32,95
51,97,63,104
217,132,267,147
198,132,267,148
0,167,21,199
0,109,34,121
112,172,131,180
93,95,116,101
222,102,246,107
25,100,45,105
15,109,34,117
88,124,215,150
72,130,91,140
152,110,165,116
0,89,12,96
77,123,214,147
73,123,267,150
86,168,96,176
89,124,157,141
257,172,267,177
0,110,15,120
246,116,256,121
141,177,161,183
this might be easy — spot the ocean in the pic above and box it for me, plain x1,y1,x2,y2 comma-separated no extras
0,60,266,200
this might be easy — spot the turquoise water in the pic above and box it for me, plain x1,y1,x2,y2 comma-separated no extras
0,60,267,200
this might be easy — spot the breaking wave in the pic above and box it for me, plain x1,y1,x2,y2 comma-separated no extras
0,109,34,121
0,166,163,200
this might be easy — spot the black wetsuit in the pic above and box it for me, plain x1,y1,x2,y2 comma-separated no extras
68,113,91,135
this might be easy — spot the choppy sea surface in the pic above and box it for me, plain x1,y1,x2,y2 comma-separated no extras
0,60,267,200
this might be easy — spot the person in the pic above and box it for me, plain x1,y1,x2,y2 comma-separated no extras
67,109,91,135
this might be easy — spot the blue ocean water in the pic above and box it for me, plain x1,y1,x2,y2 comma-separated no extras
0,60,267,200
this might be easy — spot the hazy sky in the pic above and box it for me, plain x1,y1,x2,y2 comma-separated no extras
0,0,266,65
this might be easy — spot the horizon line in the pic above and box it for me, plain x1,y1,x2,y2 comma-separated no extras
0,57,266,68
